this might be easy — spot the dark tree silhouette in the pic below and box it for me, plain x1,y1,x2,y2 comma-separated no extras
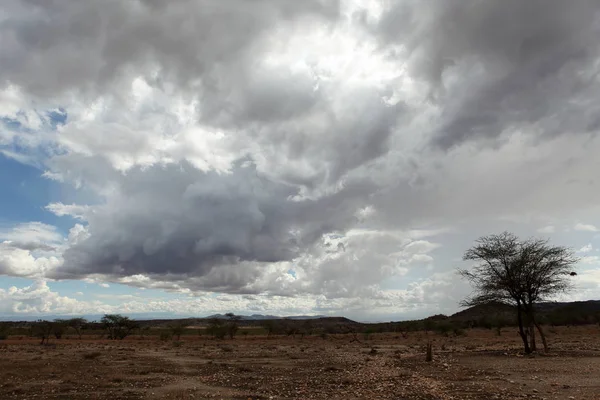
170,322,186,341
32,320,54,345
206,318,227,339
459,232,578,353
101,314,138,340
52,319,68,339
225,313,241,339
68,318,87,340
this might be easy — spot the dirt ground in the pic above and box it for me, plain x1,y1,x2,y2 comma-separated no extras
1,326,599,400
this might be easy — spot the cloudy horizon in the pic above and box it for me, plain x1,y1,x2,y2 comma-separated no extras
1,0,600,322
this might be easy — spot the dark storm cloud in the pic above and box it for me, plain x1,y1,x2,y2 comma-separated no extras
52,160,376,291
368,0,600,149
4,0,600,303
0,0,339,98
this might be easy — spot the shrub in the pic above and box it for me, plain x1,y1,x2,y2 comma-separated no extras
453,327,467,337
434,322,453,337
0,324,9,340
52,319,68,339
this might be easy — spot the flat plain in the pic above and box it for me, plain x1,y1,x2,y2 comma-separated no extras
1,326,599,400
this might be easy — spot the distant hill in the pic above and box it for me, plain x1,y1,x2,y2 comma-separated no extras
203,314,326,321
1,301,598,329
448,300,600,326
450,301,515,321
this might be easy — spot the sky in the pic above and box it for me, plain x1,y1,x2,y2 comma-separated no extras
1,0,600,322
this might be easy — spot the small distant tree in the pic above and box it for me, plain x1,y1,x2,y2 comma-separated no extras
434,321,453,337
459,232,578,353
32,320,54,344
493,316,510,336
101,314,138,340
300,320,313,339
170,323,185,341
52,319,68,339
225,313,241,339
67,318,87,340
260,320,276,337
0,323,9,340
139,326,152,339
423,319,436,334
206,318,227,339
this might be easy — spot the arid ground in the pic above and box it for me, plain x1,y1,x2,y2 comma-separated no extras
1,326,599,400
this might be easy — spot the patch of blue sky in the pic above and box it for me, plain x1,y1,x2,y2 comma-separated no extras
0,276,35,290
46,108,67,128
0,154,73,232
0,106,100,234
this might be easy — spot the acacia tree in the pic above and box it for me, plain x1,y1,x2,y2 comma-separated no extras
52,319,68,339
32,320,54,345
206,318,227,339
459,232,577,354
101,314,138,340
260,320,276,337
170,322,186,341
68,318,87,340
225,313,241,339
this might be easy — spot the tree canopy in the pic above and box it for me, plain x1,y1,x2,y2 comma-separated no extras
458,232,578,353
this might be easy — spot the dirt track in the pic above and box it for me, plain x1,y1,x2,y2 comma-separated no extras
1,326,599,399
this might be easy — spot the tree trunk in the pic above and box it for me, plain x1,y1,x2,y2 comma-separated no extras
516,304,531,354
528,324,536,352
533,319,549,353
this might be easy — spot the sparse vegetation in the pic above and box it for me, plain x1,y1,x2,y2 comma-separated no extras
101,314,138,340
68,318,87,339
31,320,54,345
1,316,600,399
225,313,241,339
52,319,68,339
206,318,228,339
459,232,578,353
170,322,185,341
0,324,9,340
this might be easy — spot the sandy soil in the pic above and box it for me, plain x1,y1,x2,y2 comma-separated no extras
1,326,599,399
